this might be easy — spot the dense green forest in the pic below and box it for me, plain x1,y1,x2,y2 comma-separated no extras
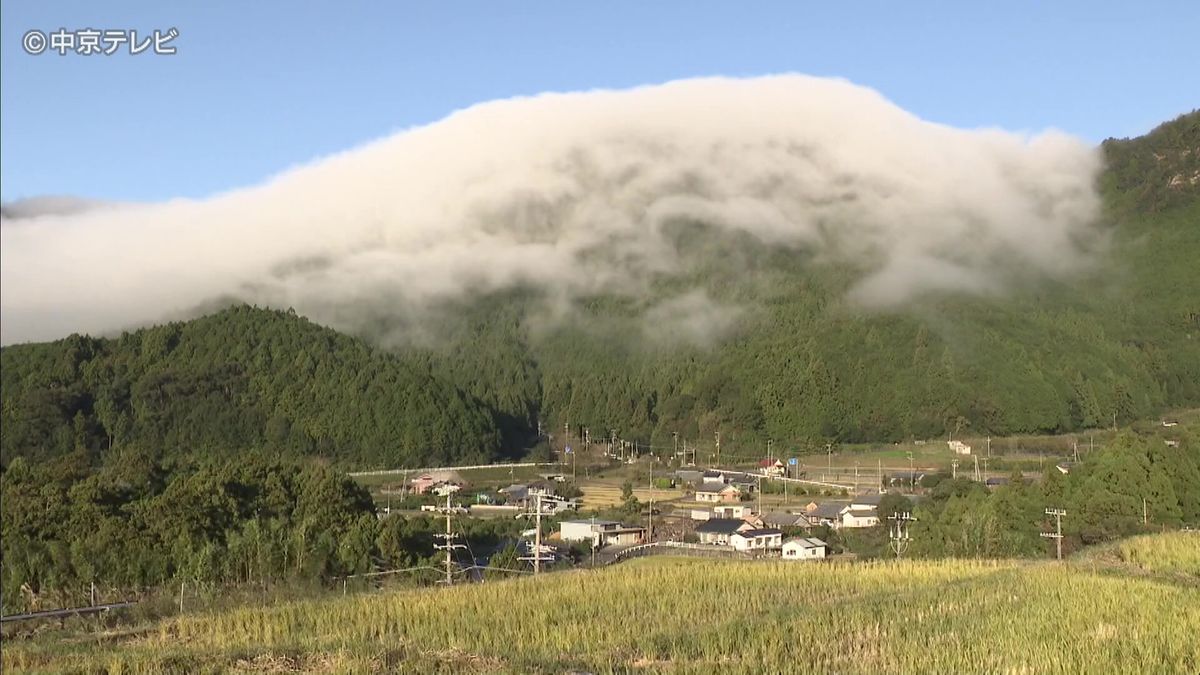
0,451,540,614
0,307,501,468
1,112,1197,469
832,429,1200,560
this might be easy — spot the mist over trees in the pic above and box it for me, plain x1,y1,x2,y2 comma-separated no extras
1,113,1198,469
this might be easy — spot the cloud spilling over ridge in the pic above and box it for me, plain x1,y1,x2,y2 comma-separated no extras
0,75,1103,345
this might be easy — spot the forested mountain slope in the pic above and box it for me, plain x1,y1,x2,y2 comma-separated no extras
0,306,501,467
404,111,1200,452
1,113,1196,466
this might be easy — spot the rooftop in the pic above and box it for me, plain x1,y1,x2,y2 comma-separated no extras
736,528,783,538
694,519,750,534
785,537,827,548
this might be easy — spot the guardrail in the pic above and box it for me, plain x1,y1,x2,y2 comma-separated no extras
349,462,556,478
1,601,137,624
610,541,772,563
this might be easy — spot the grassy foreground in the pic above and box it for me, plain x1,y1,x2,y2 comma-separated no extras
4,533,1198,674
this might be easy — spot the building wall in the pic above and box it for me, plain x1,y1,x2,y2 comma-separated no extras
560,521,595,542
732,534,781,551
698,531,730,545
607,531,644,546
783,544,826,559
842,514,878,528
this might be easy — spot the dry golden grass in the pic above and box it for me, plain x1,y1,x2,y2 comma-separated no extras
4,535,1198,673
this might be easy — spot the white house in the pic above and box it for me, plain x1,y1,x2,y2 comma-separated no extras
758,459,785,477
841,509,879,528
559,519,644,547
949,440,972,455
783,537,828,560
713,504,754,519
693,518,754,545
560,519,620,543
730,528,783,552
432,483,462,497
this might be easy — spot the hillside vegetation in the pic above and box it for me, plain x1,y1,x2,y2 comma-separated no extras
4,532,1197,674
1,113,1197,469
0,306,501,468
415,111,1200,451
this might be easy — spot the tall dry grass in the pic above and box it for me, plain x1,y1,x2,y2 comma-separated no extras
4,539,1198,673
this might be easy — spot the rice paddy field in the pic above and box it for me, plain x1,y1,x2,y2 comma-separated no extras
579,483,685,509
4,532,1197,674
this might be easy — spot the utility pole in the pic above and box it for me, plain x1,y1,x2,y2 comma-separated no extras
433,491,467,584
584,427,590,453
673,431,679,461
767,439,773,463
1143,497,1148,526
715,431,721,467
826,443,833,474
987,436,991,459
1041,508,1066,560
649,454,655,542
888,511,916,557
757,475,763,516
907,451,915,492
535,494,543,574
973,455,981,482
518,494,552,574
951,458,958,480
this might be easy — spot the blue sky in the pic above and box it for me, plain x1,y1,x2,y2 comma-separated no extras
2,1,1196,202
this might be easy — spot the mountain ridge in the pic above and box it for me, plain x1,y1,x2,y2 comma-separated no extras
2,112,1197,467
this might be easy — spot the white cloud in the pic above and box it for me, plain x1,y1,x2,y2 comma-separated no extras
0,75,1103,344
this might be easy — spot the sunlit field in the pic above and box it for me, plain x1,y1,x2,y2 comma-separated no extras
4,534,1197,674
1117,531,1200,576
